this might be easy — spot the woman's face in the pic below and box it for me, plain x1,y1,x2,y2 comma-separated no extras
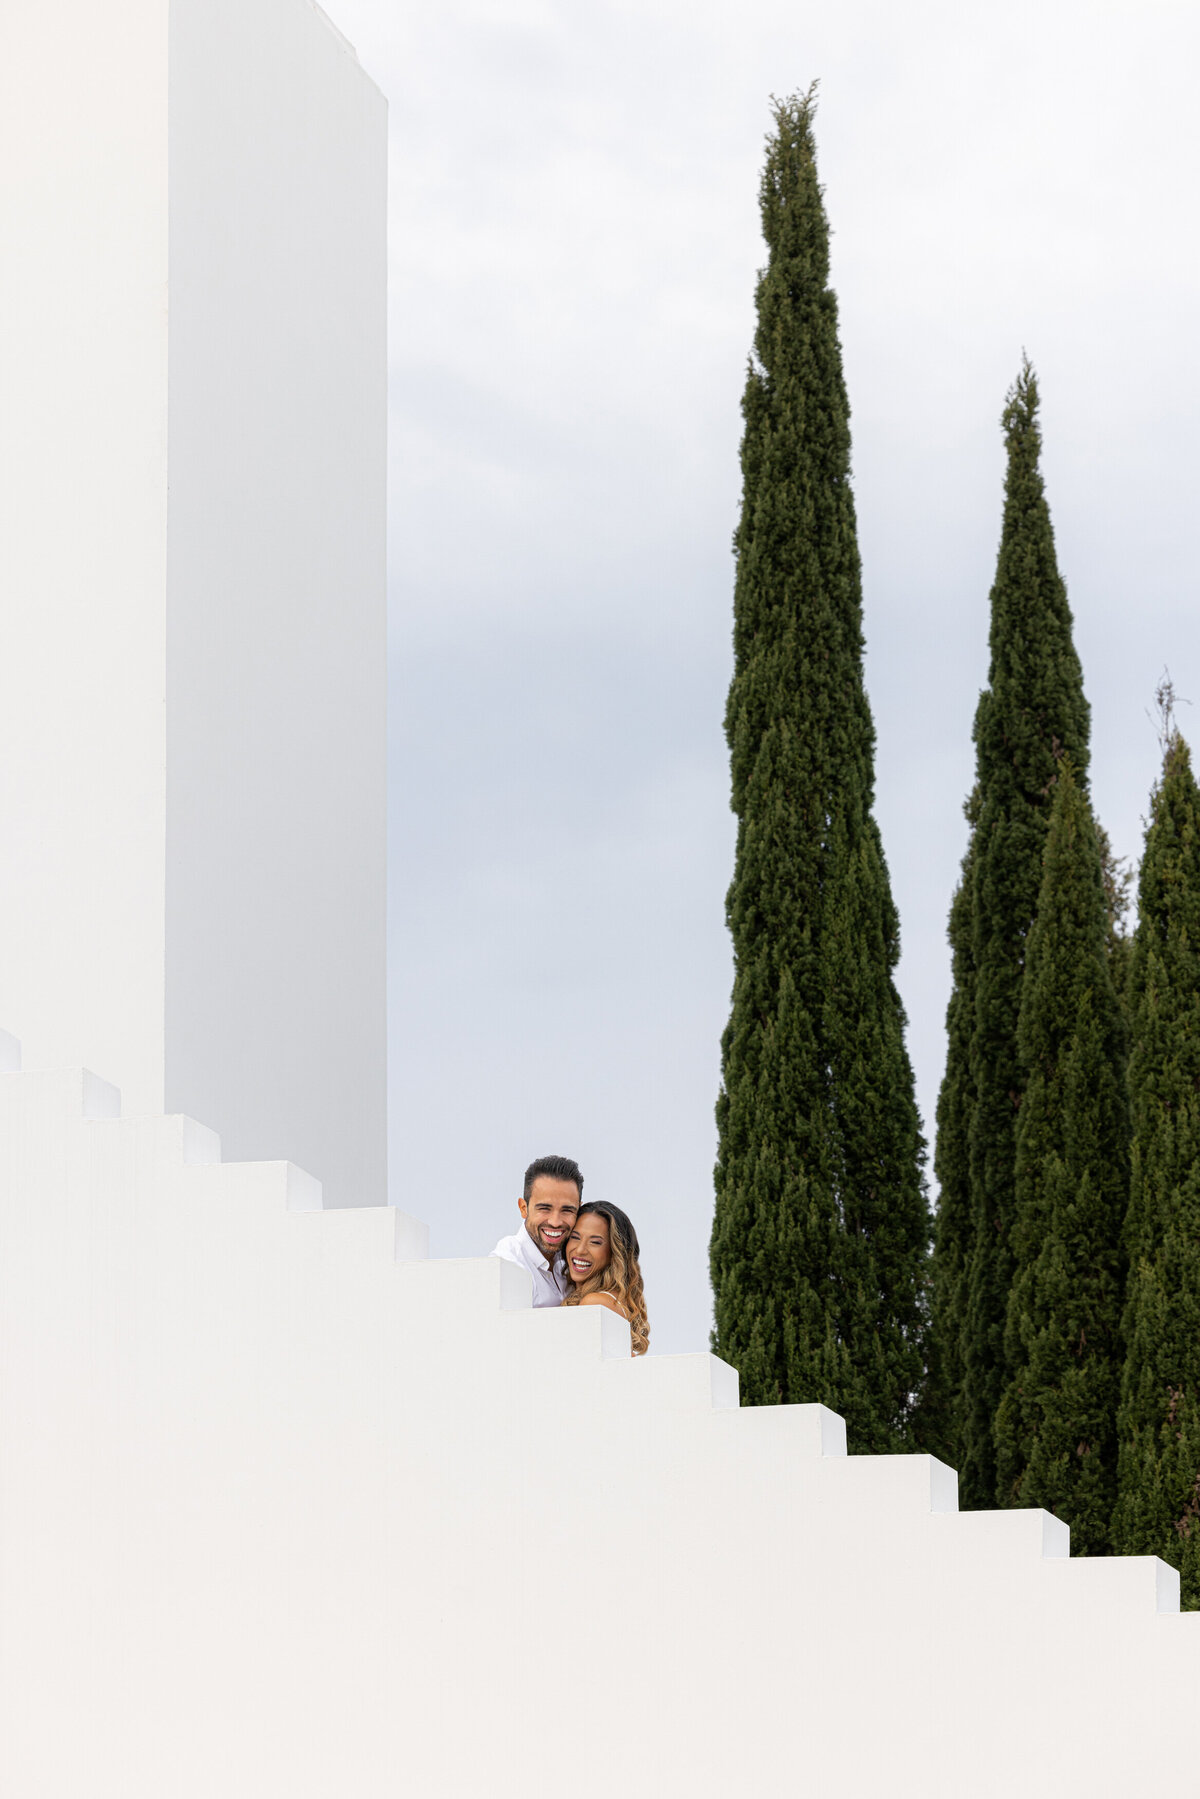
565,1213,611,1284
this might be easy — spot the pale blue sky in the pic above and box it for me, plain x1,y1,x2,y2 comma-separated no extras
331,0,1200,1352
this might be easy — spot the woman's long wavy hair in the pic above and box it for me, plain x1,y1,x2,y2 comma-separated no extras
561,1201,649,1357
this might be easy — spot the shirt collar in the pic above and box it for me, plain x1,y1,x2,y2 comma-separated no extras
517,1224,557,1274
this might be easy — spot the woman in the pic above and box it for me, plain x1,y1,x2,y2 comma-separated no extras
562,1200,650,1357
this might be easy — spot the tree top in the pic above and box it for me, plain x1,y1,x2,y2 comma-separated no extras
1001,353,1040,453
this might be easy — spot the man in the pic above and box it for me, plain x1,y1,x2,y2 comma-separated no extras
491,1154,583,1308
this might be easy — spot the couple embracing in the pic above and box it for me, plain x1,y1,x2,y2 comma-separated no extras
492,1154,649,1357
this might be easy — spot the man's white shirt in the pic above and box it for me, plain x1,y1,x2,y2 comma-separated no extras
491,1224,568,1308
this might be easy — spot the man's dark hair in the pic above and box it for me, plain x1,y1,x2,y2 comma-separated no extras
523,1154,583,1202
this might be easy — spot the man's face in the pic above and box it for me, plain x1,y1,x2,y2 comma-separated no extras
519,1176,580,1260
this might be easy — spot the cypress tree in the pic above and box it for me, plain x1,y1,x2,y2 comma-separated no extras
1113,711,1200,1605
1097,824,1134,1004
711,89,929,1452
930,360,1091,1504
924,841,977,1466
993,760,1128,1551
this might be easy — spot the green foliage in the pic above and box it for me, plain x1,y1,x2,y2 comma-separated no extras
1097,822,1135,1006
924,832,976,1466
711,90,930,1451
1113,724,1200,1605
994,761,1128,1552
929,360,1091,1504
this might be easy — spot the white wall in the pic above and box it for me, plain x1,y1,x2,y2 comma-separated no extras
166,0,388,1203
0,0,169,1106
0,0,387,1205
0,1056,1197,1798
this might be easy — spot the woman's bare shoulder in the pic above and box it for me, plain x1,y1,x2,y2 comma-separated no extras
579,1291,626,1317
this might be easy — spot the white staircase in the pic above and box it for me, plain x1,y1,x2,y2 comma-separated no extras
1,1041,1197,1798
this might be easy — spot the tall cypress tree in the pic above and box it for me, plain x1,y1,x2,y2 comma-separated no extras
930,361,1091,1504
711,90,929,1453
1113,714,1200,1604
924,839,977,1466
993,760,1128,1551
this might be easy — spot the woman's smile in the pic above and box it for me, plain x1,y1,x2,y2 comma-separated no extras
565,1216,611,1283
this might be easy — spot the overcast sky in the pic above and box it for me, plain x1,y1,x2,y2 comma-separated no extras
329,0,1200,1353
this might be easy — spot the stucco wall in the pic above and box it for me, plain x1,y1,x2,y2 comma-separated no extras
0,0,170,1105
0,1050,1197,1797
165,0,388,1202
0,0,387,1205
